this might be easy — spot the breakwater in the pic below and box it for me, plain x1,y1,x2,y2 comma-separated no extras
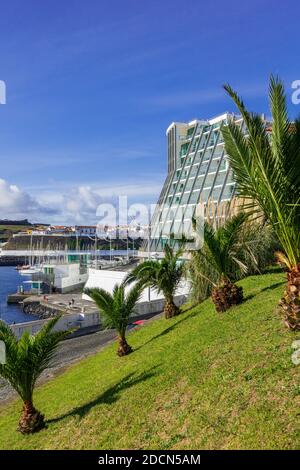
22,299,65,319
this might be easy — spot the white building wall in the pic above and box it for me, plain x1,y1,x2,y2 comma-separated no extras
43,263,88,291
82,268,190,303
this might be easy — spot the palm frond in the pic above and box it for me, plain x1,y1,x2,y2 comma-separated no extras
126,243,185,303
201,213,248,281
0,316,71,403
223,77,300,267
85,283,142,335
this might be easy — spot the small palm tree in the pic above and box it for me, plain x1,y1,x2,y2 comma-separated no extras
0,316,71,434
201,213,248,312
222,76,300,329
126,244,184,319
85,283,142,356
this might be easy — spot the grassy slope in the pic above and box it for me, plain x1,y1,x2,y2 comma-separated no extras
0,225,32,242
0,271,299,450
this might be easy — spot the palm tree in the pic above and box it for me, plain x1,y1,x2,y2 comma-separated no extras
200,213,248,312
84,283,142,356
222,76,300,330
125,244,184,319
0,316,71,434
189,218,277,304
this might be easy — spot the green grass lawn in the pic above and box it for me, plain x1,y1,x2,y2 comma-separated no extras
0,271,299,450
0,225,32,242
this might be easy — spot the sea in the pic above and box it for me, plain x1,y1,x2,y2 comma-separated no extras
0,266,37,324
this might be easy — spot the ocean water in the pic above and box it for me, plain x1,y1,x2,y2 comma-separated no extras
0,266,37,324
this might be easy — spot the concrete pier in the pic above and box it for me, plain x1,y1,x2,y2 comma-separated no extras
22,293,99,318
7,293,32,304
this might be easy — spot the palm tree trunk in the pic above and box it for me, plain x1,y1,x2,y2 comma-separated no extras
164,299,180,319
18,400,45,434
117,335,132,357
280,264,300,330
211,277,243,313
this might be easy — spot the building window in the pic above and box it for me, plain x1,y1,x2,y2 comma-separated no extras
180,143,189,156
187,126,195,137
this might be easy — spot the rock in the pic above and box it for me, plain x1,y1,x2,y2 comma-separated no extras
291,339,300,350
23,300,62,319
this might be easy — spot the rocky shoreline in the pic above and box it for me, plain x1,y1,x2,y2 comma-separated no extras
22,299,65,319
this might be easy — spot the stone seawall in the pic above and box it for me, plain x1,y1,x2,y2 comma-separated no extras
22,299,65,319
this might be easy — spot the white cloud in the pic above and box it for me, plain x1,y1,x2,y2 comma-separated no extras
0,177,163,225
0,179,40,217
40,180,162,224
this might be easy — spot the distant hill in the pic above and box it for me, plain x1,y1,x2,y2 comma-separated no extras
3,234,139,251
0,219,31,226
0,220,52,243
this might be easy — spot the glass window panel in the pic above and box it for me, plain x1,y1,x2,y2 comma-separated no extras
180,193,189,204
211,187,222,201
203,174,215,187
185,179,194,191
200,188,210,202
222,184,235,199
190,191,201,204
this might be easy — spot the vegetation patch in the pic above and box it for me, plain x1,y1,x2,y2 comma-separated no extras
0,271,299,450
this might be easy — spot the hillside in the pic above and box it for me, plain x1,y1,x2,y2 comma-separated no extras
0,225,33,243
0,270,299,450
4,234,141,251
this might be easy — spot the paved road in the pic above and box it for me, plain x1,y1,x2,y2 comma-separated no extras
52,328,118,366
0,313,161,403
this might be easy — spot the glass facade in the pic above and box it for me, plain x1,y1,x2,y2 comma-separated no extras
148,114,243,251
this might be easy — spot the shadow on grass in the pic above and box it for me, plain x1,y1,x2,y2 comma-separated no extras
135,308,200,351
47,367,159,425
137,281,286,349
244,281,285,302
181,303,198,314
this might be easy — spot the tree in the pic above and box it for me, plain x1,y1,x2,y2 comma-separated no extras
84,283,142,356
189,218,278,304
200,213,247,312
125,244,184,319
222,76,300,329
0,316,71,434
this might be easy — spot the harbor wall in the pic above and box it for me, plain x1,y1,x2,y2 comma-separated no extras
10,293,187,339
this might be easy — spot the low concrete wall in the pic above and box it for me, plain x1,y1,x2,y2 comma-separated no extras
132,294,186,316
10,310,100,339
7,293,32,304
10,294,187,339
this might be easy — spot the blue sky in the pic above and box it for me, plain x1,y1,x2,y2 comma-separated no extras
0,0,299,223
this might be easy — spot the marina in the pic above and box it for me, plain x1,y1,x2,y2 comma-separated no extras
0,266,36,324
0,250,140,325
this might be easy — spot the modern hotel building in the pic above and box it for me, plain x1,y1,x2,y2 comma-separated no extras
149,113,243,251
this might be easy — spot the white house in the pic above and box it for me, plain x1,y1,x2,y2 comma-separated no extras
28,263,88,294
75,226,97,237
